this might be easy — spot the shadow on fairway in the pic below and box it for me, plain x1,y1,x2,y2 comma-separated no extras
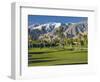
28,48,74,55
28,57,51,60
28,59,59,64
73,50,87,53
54,62,88,65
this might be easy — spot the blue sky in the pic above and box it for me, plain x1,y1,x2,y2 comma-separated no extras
28,15,87,26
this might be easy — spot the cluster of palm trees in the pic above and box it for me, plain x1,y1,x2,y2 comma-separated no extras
28,26,88,50
38,33,59,48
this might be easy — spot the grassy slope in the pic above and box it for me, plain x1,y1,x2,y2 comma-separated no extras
28,48,88,66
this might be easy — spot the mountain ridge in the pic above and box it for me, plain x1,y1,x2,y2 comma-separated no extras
28,22,88,40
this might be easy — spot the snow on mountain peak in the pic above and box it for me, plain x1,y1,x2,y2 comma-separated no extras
29,22,61,31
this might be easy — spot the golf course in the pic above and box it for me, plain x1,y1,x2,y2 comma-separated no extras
28,47,88,66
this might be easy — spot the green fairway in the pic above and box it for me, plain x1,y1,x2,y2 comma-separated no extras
28,47,88,66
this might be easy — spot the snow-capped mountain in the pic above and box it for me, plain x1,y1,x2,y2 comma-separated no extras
29,22,61,32
28,22,88,40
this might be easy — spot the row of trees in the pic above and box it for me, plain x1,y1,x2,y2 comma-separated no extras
28,26,88,50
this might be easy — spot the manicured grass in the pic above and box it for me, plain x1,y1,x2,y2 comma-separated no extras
28,47,88,66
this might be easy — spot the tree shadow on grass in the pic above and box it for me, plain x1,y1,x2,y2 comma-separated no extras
54,62,88,65
28,48,74,55
28,57,51,60
73,50,87,53
28,59,59,64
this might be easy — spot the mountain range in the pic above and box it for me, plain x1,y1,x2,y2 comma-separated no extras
28,22,88,40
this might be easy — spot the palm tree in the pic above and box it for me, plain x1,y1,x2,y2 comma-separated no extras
52,35,60,47
55,26,65,48
49,34,53,48
38,35,45,48
83,32,88,48
39,34,52,48
28,35,32,48
78,32,85,50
